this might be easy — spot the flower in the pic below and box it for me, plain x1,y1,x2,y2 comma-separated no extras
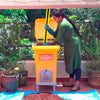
15,67,20,71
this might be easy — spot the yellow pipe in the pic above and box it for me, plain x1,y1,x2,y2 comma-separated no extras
43,8,50,43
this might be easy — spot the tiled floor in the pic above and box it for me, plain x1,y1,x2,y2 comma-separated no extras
20,81,100,94
1,78,100,95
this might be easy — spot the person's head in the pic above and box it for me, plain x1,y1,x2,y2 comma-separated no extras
52,8,81,38
52,9,65,23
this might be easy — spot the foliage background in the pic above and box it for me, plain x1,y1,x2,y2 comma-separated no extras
0,8,100,70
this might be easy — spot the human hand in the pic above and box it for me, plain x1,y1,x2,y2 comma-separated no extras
45,24,49,30
45,24,54,35
44,42,49,45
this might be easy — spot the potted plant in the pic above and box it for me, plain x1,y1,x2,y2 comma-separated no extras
2,68,19,92
1,58,28,91
8,46,28,87
1,58,19,92
79,18,100,88
15,61,28,87
82,33,100,88
0,46,28,91
86,60,100,88
0,17,29,90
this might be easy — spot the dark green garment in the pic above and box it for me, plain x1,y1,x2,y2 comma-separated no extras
53,18,81,73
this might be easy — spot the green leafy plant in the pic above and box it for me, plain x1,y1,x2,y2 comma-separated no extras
0,53,6,71
82,34,100,60
0,22,25,69
58,47,64,59
80,18,100,60
15,61,26,73
2,56,25,76
21,38,34,60
82,27,100,72
0,10,28,77
3,67,18,76
0,43,26,76
0,9,27,23
87,61,100,72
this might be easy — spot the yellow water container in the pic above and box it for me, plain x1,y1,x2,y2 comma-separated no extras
32,18,60,91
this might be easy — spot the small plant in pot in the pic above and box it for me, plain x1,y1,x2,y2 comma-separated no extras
15,61,28,87
0,47,28,88
83,34,100,88
86,60,100,88
1,59,19,92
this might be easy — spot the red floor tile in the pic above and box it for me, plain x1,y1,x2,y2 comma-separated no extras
17,81,100,94
0,80,100,96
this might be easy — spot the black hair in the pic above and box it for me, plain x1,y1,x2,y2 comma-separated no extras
52,8,81,38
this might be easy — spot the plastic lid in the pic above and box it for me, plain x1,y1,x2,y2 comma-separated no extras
35,18,57,42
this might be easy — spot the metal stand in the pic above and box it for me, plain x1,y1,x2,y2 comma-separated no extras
36,82,56,91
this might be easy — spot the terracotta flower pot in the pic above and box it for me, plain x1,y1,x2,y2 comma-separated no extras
2,74,19,92
88,71,100,88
